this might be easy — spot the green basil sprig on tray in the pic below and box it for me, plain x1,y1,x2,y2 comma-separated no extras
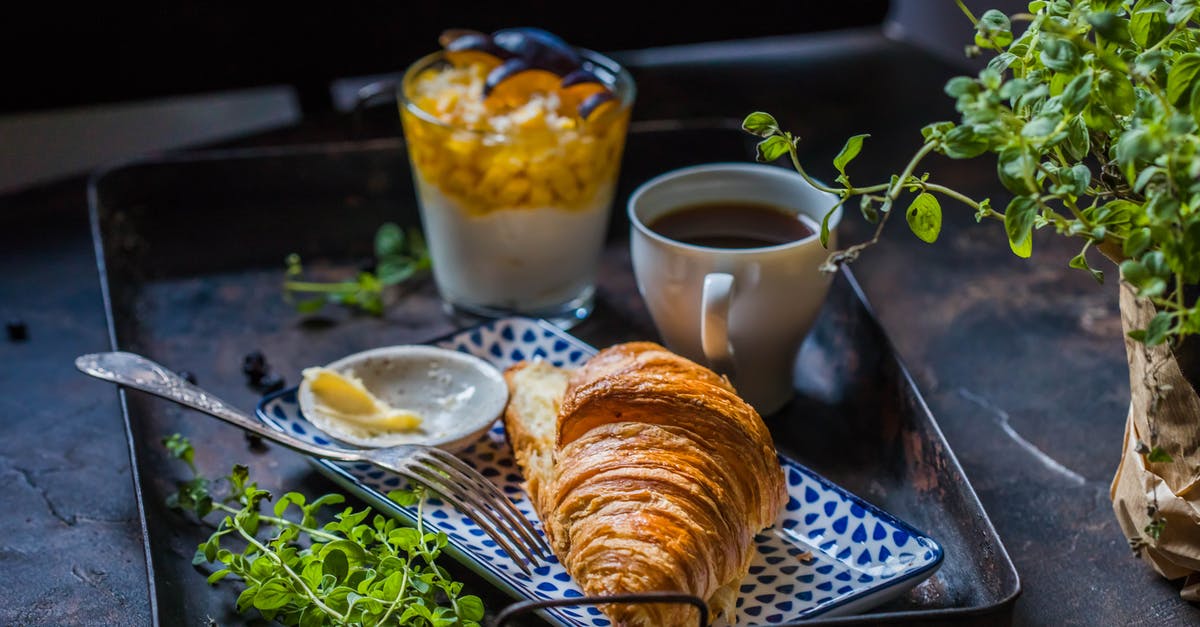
745,0,1200,347
284,223,432,316
163,434,484,627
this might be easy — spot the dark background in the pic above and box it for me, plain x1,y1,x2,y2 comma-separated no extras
2,1,890,114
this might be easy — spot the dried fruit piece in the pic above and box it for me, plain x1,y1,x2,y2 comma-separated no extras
6,319,28,342
259,373,286,394
242,350,268,385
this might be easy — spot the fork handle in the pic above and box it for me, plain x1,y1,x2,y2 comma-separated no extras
75,351,361,463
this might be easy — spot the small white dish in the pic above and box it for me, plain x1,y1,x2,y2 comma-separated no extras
297,344,508,452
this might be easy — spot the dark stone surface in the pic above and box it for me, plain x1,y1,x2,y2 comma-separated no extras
2,25,1200,627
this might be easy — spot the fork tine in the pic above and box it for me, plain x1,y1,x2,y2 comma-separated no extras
417,452,552,560
416,447,553,558
402,464,540,572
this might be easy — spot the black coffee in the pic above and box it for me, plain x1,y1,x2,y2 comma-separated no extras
647,201,815,249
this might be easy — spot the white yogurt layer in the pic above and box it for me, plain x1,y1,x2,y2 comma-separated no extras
415,180,614,313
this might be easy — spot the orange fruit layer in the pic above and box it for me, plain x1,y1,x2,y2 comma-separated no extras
403,61,629,214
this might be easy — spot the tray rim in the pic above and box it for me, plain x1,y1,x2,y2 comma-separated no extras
85,130,1021,626
254,315,948,626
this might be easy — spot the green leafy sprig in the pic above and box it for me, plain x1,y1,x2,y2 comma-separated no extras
284,223,432,316
744,0,1200,348
163,434,484,627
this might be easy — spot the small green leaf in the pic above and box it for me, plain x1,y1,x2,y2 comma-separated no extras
1148,445,1176,462
375,259,416,286
755,135,792,163
253,579,292,611
944,76,979,98
1097,71,1135,116
1191,80,1200,125
374,222,405,258
1005,196,1038,258
206,568,232,585
833,134,869,176
1088,12,1132,43
1124,228,1153,257
1061,72,1093,114
1145,311,1174,345
1010,233,1033,258
1168,53,1200,104
1040,37,1079,73
941,125,990,158
1167,0,1196,24
976,9,1014,49
1131,2,1169,48
905,193,942,244
387,489,419,507
458,595,486,622
742,112,779,137
921,121,955,140
998,148,1039,195
1021,115,1059,138
819,205,836,248
1069,247,1105,284
1064,116,1091,161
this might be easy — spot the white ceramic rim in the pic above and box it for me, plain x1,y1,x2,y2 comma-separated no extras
627,162,843,254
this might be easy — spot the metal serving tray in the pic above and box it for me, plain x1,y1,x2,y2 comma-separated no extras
88,124,1019,625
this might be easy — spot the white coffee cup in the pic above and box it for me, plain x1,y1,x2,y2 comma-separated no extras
628,163,842,415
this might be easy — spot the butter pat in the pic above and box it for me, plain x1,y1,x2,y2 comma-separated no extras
301,367,422,431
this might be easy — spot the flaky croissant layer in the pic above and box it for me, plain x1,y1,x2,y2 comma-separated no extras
504,342,787,626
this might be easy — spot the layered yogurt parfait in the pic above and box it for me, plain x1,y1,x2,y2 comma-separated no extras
400,28,636,325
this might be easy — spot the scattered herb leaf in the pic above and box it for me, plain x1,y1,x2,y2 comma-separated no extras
283,224,431,316
164,434,483,626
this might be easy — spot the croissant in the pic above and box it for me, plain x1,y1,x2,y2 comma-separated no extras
503,341,787,626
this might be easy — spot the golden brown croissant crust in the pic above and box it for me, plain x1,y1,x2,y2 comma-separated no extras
503,342,787,626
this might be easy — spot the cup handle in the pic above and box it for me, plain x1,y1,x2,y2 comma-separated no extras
701,273,736,377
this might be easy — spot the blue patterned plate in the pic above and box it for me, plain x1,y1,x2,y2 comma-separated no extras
257,317,943,626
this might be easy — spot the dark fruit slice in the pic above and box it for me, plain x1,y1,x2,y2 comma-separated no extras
492,27,581,75
560,68,605,88
558,69,610,114
443,32,513,68
484,57,562,104
578,90,617,120
439,28,487,48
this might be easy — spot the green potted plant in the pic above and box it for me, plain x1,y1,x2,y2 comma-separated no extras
745,0,1200,598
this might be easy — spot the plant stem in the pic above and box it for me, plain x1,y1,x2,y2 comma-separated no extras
234,524,348,622
282,280,357,294
212,501,341,543
889,143,938,201
785,149,843,195
954,0,979,25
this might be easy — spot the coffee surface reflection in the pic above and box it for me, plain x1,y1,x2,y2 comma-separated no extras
647,201,815,249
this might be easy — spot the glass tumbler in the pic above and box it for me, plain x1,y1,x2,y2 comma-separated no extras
399,48,635,328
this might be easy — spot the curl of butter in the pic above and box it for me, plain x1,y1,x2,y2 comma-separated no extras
302,367,422,431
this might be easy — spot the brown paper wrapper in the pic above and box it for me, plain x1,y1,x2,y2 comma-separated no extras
1111,282,1200,600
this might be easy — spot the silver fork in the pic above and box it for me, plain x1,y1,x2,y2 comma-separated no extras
75,351,551,574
